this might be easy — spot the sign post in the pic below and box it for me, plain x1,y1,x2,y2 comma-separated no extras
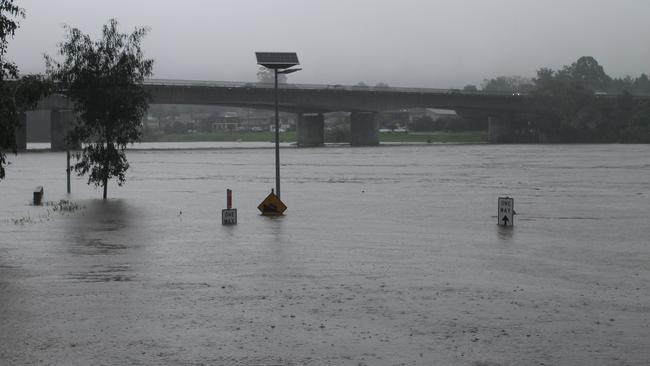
222,189,237,225
255,52,301,209
498,197,514,226
33,186,44,206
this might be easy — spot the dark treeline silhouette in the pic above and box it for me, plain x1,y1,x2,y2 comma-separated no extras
484,56,650,143
0,1,50,180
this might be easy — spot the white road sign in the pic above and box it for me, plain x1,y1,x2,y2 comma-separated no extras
222,208,237,225
498,197,514,226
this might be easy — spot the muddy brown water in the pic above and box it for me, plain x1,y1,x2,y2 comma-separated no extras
1,143,649,365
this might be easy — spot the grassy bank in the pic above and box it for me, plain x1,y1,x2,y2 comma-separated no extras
379,131,487,143
152,131,296,143
146,130,487,144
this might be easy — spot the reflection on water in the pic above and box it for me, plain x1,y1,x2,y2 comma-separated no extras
70,199,136,230
496,224,514,241
66,264,133,282
65,199,141,254
61,199,144,284
68,238,128,256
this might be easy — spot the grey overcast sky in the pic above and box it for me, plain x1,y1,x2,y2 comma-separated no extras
7,0,650,88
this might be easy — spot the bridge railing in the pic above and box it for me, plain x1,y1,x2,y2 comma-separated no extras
144,79,524,96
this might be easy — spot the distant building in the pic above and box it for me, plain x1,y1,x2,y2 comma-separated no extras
269,120,291,133
410,108,458,121
25,110,52,142
239,110,273,131
324,112,350,128
213,112,242,131
378,110,411,130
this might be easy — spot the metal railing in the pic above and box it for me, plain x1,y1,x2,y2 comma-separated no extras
143,79,523,96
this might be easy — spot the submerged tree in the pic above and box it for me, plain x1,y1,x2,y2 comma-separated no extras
46,19,153,199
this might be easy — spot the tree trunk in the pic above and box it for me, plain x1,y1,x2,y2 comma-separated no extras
103,176,108,199
103,142,110,200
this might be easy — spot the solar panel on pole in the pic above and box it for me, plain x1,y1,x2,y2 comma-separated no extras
255,52,300,70
254,51,301,210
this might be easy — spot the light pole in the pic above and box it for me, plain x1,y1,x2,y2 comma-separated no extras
272,67,300,198
255,52,301,200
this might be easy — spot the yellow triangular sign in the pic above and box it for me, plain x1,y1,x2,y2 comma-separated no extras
258,191,287,215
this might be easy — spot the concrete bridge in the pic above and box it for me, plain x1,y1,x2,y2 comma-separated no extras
20,79,527,150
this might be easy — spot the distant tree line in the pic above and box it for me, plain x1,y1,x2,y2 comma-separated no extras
482,56,650,142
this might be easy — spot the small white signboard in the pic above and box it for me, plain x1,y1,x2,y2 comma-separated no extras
498,197,514,226
222,208,237,225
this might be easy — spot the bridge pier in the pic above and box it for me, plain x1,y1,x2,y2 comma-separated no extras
297,113,324,147
51,109,74,151
350,112,379,146
488,115,508,143
15,112,27,151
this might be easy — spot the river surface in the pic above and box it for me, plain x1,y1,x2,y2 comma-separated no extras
1,143,649,365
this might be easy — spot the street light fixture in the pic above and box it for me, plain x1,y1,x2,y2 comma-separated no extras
255,52,300,204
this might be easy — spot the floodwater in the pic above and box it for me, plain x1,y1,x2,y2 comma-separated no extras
1,143,649,365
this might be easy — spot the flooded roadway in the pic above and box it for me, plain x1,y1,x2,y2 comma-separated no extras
1,143,649,365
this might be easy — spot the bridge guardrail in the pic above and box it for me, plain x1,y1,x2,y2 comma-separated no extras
143,79,526,96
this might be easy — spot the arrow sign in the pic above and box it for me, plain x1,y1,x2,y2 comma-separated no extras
497,197,514,226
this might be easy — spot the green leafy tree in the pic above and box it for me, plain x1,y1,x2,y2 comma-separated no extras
530,65,596,141
0,0,23,180
632,74,650,94
0,1,49,179
526,56,647,142
463,84,478,92
46,19,153,199
558,56,611,92
606,74,650,96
